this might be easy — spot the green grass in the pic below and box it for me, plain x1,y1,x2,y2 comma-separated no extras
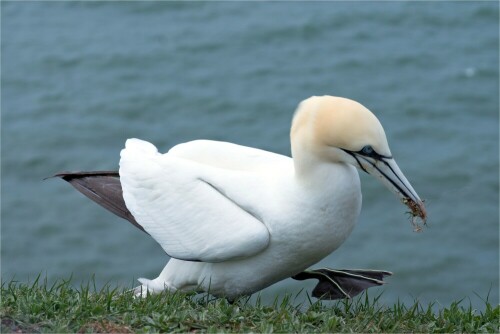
1,277,498,333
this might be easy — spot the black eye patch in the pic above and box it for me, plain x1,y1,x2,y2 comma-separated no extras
340,146,392,165
357,145,392,160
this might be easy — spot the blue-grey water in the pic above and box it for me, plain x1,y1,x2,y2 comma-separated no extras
2,2,498,309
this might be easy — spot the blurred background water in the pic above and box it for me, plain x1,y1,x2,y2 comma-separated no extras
2,2,498,309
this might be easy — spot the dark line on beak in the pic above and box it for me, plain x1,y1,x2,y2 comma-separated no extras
358,156,410,199
379,158,411,195
340,148,416,200
379,157,420,203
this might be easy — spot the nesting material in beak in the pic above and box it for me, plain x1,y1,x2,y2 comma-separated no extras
403,198,427,232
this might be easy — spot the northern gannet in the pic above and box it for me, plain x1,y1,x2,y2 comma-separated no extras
55,96,426,300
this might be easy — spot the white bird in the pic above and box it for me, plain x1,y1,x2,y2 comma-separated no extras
55,96,426,301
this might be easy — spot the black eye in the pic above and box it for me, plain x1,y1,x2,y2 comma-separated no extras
361,145,374,155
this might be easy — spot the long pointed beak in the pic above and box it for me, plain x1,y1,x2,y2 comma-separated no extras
356,154,427,229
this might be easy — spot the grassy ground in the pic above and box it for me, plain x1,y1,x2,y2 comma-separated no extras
1,277,498,333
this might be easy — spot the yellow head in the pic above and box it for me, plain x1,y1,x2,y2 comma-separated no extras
290,95,426,224
291,96,391,160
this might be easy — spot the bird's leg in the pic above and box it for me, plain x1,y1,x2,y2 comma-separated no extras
292,268,392,300
131,277,176,298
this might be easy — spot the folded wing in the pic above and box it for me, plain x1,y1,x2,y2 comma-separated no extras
119,138,271,263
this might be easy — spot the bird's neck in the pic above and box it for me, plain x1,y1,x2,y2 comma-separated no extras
291,144,349,188
290,120,356,187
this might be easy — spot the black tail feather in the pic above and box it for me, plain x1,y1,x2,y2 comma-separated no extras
292,268,392,300
53,171,148,234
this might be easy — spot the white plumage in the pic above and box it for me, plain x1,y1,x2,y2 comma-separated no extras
116,96,426,299
120,138,361,298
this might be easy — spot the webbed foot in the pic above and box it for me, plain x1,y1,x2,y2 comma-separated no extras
292,268,392,300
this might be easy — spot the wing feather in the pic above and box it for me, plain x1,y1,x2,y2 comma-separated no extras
119,138,271,263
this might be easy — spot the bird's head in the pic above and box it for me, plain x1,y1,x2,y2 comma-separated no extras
291,95,426,227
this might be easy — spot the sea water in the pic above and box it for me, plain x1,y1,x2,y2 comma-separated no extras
2,2,498,308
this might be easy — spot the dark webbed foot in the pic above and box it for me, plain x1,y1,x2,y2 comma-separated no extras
292,268,392,300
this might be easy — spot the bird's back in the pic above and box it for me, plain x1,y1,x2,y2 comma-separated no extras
167,140,291,173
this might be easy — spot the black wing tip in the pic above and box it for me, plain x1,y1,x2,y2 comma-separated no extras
48,171,119,181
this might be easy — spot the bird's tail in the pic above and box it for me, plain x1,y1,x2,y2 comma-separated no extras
52,171,148,234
